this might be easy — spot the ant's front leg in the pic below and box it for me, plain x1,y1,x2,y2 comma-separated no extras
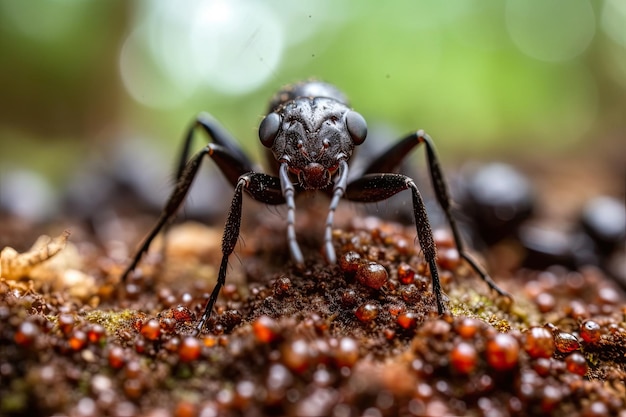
196,172,284,333
360,130,510,299
345,174,445,314
278,163,304,267
324,160,350,264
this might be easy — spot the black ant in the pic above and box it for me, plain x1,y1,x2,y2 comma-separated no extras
121,80,510,333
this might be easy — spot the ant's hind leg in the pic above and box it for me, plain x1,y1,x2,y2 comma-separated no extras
416,132,510,298
149,114,258,277
175,113,255,182
121,143,258,283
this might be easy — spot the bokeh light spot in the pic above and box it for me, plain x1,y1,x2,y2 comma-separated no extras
119,25,194,109
119,0,285,108
506,0,595,62
601,0,626,48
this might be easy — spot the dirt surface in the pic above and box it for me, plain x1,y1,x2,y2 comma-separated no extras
1,157,625,417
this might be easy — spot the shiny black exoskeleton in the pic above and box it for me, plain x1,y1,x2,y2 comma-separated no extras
456,163,535,246
121,80,509,333
456,163,625,286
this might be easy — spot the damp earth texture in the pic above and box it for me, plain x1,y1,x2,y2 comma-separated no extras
1,168,625,417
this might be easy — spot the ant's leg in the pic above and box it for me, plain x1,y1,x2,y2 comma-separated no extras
278,163,304,266
346,173,444,314
416,132,510,297
175,113,254,182
195,178,245,334
195,172,285,333
361,130,510,298
324,160,349,264
159,114,256,263
121,144,256,283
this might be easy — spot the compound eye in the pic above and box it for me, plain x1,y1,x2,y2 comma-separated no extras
345,111,367,145
259,112,281,147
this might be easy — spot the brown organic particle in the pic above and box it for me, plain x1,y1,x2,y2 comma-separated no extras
0,230,70,280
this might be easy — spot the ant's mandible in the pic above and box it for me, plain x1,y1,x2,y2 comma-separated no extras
121,80,510,333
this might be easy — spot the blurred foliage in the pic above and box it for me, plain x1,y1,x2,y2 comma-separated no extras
0,0,624,187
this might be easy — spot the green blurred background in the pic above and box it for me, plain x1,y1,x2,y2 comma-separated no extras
0,0,624,214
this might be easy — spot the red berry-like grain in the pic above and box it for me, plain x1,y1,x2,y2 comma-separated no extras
108,346,126,369
580,320,601,344
450,342,478,374
339,251,362,274
456,317,481,339
334,337,359,368
565,352,587,376
69,330,87,351
356,262,388,290
486,333,519,371
172,305,194,323
355,303,379,323
178,336,201,362
282,338,311,373
87,324,105,344
14,321,39,347
253,315,280,343
524,327,555,359
397,312,419,330
397,263,415,285
58,313,75,335
140,319,160,341
554,332,580,353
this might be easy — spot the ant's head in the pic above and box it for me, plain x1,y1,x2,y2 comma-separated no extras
259,97,367,189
